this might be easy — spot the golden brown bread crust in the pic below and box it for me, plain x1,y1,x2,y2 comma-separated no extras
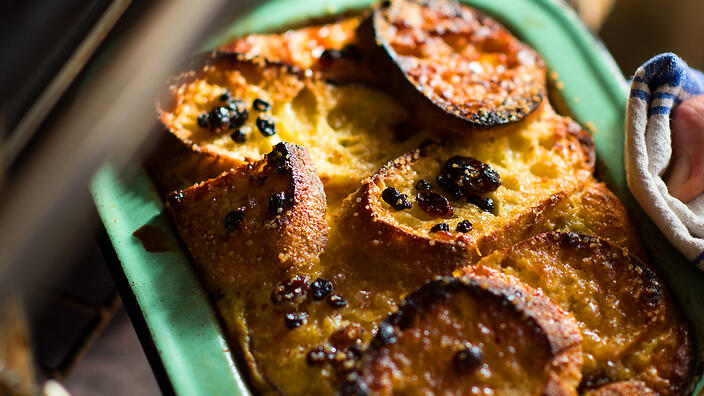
166,142,330,392
456,232,693,395
535,181,648,261
347,272,582,395
221,17,358,69
221,17,377,84
582,381,658,396
357,0,546,132
166,142,327,297
158,52,304,166
337,103,594,276
158,51,433,200
153,3,695,394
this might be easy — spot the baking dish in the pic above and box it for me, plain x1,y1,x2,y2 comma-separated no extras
91,0,704,394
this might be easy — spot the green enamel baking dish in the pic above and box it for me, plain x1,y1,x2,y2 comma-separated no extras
90,0,704,394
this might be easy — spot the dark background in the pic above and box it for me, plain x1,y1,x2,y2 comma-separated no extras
600,0,704,74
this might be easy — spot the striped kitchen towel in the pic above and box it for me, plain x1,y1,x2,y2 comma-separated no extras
626,53,704,268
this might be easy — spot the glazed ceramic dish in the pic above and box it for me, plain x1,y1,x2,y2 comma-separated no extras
91,0,704,394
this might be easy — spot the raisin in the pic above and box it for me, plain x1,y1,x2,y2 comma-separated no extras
430,223,449,233
467,195,496,214
372,322,397,347
306,346,328,365
227,99,249,128
415,179,432,191
219,90,231,102
454,345,483,373
341,44,361,60
456,220,472,233
306,345,337,365
319,49,344,67
256,114,276,137
310,278,334,300
272,275,307,304
327,294,348,308
197,113,209,128
381,187,412,210
284,312,308,329
340,374,370,396
330,324,364,350
230,128,247,143
578,370,611,393
267,143,291,173
208,106,230,131
437,155,501,199
252,98,271,111
641,270,664,308
223,208,245,230
268,192,289,216
346,344,362,360
416,190,453,217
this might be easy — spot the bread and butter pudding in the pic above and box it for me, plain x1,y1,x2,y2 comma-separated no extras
150,0,693,394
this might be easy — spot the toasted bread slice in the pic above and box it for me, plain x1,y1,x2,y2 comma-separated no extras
222,17,359,70
166,142,327,294
338,102,594,276
456,232,693,395
221,17,374,84
583,381,657,396
158,52,431,198
346,273,582,395
166,142,329,391
357,0,546,131
533,181,648,261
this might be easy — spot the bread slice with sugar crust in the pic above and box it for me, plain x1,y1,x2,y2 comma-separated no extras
348,272,583,396
337,102,595,276
151,1,696,394
166,142,327,299
456,232,693,395
221,16,374,84
221,17,359,71
167,142,344,392
157,52,432,201
357,0,547,131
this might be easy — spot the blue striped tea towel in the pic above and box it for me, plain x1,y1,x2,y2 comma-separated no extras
626,53,704,268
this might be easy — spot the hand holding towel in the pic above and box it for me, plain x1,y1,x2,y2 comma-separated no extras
626,53,704,267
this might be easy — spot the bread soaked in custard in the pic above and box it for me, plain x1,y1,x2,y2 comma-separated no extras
159,53,431,200
457,232,693,395
154,1,695,394
222,17,368,84
340,102,594,276
352,273,583,395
